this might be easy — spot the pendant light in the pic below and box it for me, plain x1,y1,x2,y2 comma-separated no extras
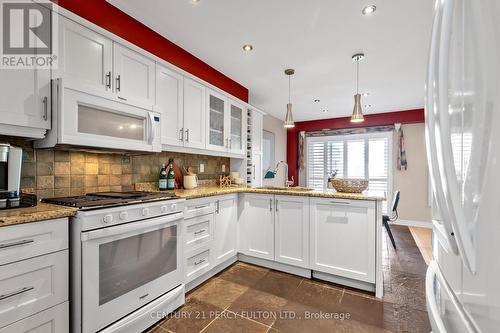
351,53,365,123
284,69,295,128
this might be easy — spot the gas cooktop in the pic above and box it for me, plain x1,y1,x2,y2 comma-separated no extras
42,191,178,210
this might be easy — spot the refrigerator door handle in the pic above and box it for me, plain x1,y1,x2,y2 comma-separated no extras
425,0,459,256
435,0,476,273
426,261,480,333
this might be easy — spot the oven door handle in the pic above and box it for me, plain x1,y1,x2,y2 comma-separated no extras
81,212,183,242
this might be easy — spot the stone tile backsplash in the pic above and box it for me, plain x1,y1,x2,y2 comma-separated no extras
1,136,230,199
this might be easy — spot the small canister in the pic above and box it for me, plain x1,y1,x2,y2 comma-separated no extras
0,199,7,209
8,198,20,208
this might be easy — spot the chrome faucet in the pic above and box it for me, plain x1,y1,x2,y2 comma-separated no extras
273,161,294,187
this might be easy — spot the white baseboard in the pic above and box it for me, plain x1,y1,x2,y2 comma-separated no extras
391,219,432,228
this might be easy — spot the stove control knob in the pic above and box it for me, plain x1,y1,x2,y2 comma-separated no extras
170,204,177,211
142,208,150,216
119,212,128,220
103,214,113,224
161,205,168,213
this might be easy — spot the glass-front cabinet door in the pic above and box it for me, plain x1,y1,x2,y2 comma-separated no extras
206,89,228,152
229,101,246,155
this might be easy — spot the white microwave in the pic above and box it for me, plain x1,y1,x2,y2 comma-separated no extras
35,79,161,152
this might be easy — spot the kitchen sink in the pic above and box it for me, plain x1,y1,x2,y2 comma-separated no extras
256,186,314,191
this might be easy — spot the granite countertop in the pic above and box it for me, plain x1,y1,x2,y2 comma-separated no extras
0,203,77,228
135,183,385,201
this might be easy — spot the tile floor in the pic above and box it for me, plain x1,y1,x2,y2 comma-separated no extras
146,225,431,332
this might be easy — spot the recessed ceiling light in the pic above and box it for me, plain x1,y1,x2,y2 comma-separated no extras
191,0,200,3
322,109,328,113
362,5,377,15
242,44,253,52
314,99,320,103
362,92,370,97
364,104,372,108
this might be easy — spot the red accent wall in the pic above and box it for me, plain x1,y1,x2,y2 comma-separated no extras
287,108,425,185
51,0,249,102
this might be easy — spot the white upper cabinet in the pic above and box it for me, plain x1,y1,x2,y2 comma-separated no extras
183,78,206,149
310,198,376,283
113,43,155,109
213,195,238,265
0,66,51,136
57,17,112,95
156,64,184,146
239,194,275,260
206,89,228,152
228,101,246,155
274,195,310,268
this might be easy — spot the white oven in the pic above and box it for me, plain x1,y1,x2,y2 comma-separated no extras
35,78,161,152
76,205,184,333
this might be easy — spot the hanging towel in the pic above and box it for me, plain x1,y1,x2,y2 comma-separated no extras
397,127,408,170
298,131,306,170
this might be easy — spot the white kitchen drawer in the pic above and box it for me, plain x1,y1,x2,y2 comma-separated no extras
184,214,213,252
0,250,68,328
0,302,68,333
185,245,212,283
0,218,68,266
184,198,215,219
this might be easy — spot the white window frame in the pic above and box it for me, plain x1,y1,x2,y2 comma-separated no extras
306,131,393,212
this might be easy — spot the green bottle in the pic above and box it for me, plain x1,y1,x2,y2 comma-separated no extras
167,163,175,190
159,164,167,191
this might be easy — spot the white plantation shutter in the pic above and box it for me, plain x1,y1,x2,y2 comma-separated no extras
307,132,392,213
327,141,344,178
307,141,326,189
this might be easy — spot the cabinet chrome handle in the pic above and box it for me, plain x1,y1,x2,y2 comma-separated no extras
269,198,273,211
194,205,208,209
228,138,231,149
0,286,34,301
194,259,206,266
116,75,121,92
329,201,351,205
275,199,278,212
216,200,220,214
185,129,190,142
42,97,48,120
253,165,256,180
179,128,184,141
105,71,111,89
194,229,206,235
118,96,127,101
0,239,34,249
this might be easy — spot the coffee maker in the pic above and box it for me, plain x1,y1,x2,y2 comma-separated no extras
0,144,22,208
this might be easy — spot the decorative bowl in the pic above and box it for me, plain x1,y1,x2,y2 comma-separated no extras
330,178,369,193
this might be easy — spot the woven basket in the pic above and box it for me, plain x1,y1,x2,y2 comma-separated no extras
330,178,369,193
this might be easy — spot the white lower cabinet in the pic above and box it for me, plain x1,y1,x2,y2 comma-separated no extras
309,198,376,283
185,245,212,283
0,218,69,332
239,194,275,261
274,195,310,268
0,302,68,333
213,195,238,265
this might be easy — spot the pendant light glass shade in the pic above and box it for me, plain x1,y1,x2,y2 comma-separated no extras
284,103,294,128
283,69,295,128
351,94,364,122
351,53,365,123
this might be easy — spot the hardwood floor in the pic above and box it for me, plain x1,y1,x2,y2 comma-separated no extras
145,226,430,333
409,226,433,265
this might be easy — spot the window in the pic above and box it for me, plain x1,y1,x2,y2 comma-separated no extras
306,132,392,212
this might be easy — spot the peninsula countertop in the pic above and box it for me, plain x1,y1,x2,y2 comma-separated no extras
134,183,386,201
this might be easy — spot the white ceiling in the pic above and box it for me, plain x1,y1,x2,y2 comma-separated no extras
108,0,433,122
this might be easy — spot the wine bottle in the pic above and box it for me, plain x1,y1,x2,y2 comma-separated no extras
159,164,167,191
167,163,175,190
